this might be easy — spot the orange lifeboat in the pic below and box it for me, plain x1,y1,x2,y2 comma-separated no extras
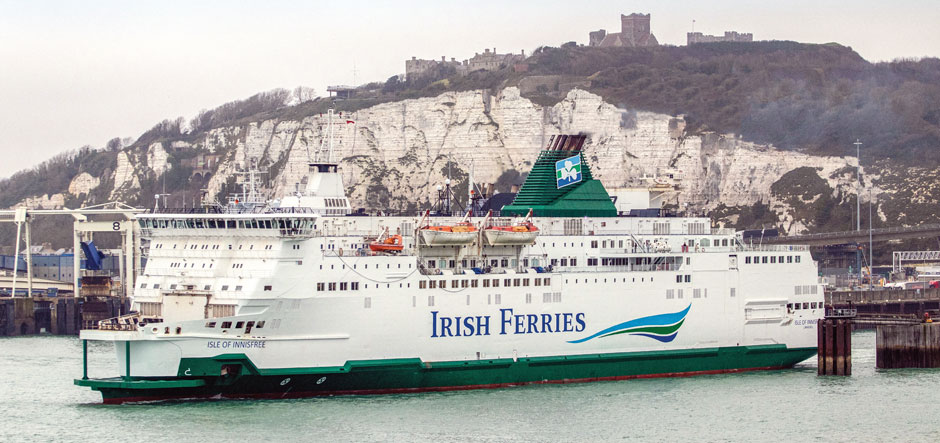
483,222,539,245
369,234,403,253
419,222,477,245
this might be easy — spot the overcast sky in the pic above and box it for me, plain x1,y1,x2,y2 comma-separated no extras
1,0,937,179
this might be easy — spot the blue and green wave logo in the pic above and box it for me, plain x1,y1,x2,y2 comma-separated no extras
568,304,691,344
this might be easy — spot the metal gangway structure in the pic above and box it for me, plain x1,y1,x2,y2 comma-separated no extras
892,250,940,273
0,202,145,299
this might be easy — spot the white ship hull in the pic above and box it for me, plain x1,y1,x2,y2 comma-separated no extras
78,212,822,403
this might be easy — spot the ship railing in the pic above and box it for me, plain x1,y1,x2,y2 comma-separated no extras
95,313,143,331
825,308,857,318
322,248,392,258
555,263,682,273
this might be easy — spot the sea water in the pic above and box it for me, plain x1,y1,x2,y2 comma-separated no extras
2,331,939,442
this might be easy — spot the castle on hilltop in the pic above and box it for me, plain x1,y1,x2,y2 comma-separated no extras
406,48,526,80
588,13,659,48
687,31,753,45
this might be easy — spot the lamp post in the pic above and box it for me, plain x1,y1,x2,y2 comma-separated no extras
854,139,863,286
869,187,874,291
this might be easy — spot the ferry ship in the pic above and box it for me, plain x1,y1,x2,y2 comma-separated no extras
75,132,823,404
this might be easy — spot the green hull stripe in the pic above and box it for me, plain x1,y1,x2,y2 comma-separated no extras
76,345,817,396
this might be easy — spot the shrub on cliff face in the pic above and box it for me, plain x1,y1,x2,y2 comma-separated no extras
527,42,940,166
0,147,117,208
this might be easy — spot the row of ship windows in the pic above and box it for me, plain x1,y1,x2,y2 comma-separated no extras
665,288,714,299
203,319,284,331
789,302,820,311
324,198,348,208
154,243,275,251
204,320,266,332
169,262,214,269
567,276,657,284
141,283,245,291
795,285,818,295
321,263,412,270
418,278,552,289
545,238,730,250
143,218,314,230
745,255,801,264
314,275,673,292
317,282,362,291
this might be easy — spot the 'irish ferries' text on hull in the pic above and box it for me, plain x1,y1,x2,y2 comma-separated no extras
76,133,822,403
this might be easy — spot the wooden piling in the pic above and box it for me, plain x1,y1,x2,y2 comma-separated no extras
818,318,852,376
876,323,940,368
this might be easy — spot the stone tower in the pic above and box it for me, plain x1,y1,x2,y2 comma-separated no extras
621,13,651,46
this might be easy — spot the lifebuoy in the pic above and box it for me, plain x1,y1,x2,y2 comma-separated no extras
338,248,343,256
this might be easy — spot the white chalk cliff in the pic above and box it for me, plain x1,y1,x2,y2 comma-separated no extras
20,88,866,233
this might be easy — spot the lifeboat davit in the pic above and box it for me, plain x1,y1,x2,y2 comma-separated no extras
369,235,404,253
420,223,477,246
483,222,539,246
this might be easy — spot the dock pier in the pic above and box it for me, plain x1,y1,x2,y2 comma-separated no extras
876,323,940,368
818,315,853,376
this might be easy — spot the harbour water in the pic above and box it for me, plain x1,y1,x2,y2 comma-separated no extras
2,331,939,442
